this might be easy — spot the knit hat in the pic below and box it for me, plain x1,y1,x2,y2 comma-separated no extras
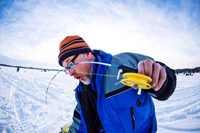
58,35,92,66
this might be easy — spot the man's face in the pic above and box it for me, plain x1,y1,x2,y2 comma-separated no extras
62,54,92,85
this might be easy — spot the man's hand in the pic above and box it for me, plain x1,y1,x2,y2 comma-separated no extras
138,59,167,91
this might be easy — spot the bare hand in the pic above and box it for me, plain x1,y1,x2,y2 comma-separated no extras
138,59,167,91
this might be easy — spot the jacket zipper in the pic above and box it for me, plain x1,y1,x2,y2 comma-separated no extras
130,107,135,130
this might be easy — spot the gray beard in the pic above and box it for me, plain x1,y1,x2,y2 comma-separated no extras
81,76,91,85
80,54,92,85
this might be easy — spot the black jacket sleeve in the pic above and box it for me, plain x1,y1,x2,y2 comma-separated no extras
147,61,177,100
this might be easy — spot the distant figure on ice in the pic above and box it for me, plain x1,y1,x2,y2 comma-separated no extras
16,67,20,72
58,35,177,133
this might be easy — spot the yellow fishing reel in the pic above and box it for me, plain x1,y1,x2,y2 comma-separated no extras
121,73,152,95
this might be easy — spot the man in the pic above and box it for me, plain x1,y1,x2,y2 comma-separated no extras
58,35,176,133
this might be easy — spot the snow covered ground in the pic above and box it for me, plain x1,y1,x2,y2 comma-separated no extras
0,67,199,133
154,73,200,133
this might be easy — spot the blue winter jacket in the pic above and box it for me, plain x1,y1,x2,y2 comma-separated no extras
68,50,176,133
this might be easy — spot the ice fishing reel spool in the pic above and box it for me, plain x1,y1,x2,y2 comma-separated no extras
117,64,152,95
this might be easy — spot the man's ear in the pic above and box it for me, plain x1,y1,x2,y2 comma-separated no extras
84,52,93,60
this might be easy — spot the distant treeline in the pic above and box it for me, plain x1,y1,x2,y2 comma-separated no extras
175,67,200,74
0,64,61,72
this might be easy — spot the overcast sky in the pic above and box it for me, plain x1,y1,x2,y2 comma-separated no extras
0,0,200,69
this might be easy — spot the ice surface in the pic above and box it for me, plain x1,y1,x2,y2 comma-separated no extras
154,74,200,133
0,67,77,133
0,67,200,132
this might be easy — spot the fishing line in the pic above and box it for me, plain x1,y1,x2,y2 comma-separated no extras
45,71,62,104
45,61,119,104
75,71,118,78
65,61,118,69
45,61,152,103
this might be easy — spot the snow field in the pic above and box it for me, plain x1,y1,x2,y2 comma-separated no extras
0,67,200,132
0,67,77,133
154,74,200,132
